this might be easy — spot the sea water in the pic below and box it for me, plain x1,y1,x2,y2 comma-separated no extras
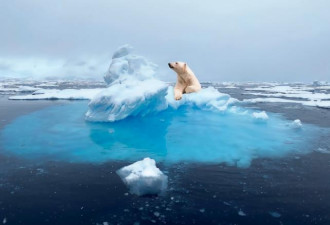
0,101,321,167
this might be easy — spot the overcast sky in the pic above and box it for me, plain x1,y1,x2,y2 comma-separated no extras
0,0,329,82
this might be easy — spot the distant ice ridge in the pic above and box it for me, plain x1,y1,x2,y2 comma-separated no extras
86,45,237,122
116,158,168,196
0,85,41,93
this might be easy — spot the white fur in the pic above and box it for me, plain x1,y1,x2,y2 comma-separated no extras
168,62,201,100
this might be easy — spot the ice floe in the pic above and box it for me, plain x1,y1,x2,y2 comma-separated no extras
116,158,168,196
0,85,41,93
9,88,103,100
243,97,330,109
252,111,269,120
243,84,330,109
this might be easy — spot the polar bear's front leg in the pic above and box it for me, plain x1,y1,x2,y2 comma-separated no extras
174,88,183,100
184,85,201,94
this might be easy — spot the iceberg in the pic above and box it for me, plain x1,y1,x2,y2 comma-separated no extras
86,45,168,122
86,45,237,122
116,158,168,196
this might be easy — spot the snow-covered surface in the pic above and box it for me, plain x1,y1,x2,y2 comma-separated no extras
243,97,330,109
9,88,103,100
252,111,269,120
116,158,168,196
166,86,237,111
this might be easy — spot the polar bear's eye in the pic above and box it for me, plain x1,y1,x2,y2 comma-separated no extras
175,62,178,64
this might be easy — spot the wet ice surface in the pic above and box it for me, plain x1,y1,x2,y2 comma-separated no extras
1,82,330,225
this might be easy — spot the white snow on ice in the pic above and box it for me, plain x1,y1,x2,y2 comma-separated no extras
244,85,330,109
243,97,330,109
116,158,168,196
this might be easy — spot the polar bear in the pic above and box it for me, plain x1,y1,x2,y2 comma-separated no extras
168,62,201,100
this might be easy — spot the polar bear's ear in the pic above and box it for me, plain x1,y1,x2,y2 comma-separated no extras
184,63,187,72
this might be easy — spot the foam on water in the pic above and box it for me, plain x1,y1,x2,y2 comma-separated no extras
0,100,321,167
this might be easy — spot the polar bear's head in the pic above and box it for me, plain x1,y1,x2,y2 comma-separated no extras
168,61,187,74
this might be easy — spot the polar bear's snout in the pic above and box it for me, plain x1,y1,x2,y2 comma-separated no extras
168,63,174,69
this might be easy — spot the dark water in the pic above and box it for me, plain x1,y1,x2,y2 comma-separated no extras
0,91,330,225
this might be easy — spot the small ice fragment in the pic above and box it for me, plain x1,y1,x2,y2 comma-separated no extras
154,212,160,217
252,111,269,120
292,119,302,129
103,222,109,225
116,158,168,196
3,218,7,224
199,209,205,213
238,210,246,216
269,211,281,218
315,148,330,154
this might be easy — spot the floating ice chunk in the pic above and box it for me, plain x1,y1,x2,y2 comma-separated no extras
314,148,330,154
116,158,168,196
252,111,269,120
9,88,103,100
238,210,246,216
86,79,168,122
269,211,281,218
291,119,302,129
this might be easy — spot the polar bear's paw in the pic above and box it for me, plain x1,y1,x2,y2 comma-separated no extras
175,93,182,101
